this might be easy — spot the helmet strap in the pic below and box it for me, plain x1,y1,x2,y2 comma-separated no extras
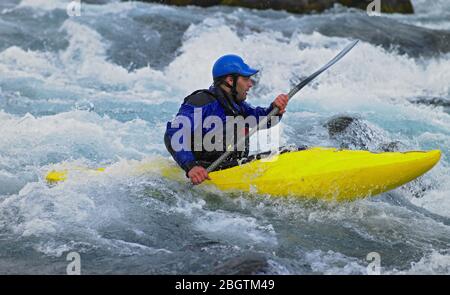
218,75,239,101
231,74,238,100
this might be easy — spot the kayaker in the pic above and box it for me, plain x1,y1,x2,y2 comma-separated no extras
164,54,289,185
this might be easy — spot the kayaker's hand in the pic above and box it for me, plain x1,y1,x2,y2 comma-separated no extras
188,166,210,185
272,94,289,115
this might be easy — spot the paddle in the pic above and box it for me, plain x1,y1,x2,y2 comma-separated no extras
206,40,359,173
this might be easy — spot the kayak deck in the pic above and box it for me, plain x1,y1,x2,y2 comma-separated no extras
161,147,441,201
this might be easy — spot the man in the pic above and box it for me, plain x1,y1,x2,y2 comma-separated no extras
164,54,289,185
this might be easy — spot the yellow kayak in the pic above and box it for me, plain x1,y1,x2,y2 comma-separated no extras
46,147,441,202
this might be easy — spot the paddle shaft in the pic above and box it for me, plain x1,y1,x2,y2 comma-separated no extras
205,40,359,173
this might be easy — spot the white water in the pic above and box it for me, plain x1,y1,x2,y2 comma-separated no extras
0,0,449,274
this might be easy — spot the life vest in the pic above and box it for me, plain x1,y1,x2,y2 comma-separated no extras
183,89,250,168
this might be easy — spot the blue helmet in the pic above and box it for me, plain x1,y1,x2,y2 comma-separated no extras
212,54,259,79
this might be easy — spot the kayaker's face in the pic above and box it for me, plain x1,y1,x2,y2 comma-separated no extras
235,76,253,102
223,75,253,102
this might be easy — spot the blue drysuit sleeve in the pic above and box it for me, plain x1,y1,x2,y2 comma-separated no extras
165,103,200,172
240,101,283,129
165,101,220,172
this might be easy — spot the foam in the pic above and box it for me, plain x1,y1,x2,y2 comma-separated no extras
390,250,450,274
194,210,278,247
304,250,367,274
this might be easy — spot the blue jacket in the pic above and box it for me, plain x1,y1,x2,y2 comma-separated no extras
164,86,281,172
